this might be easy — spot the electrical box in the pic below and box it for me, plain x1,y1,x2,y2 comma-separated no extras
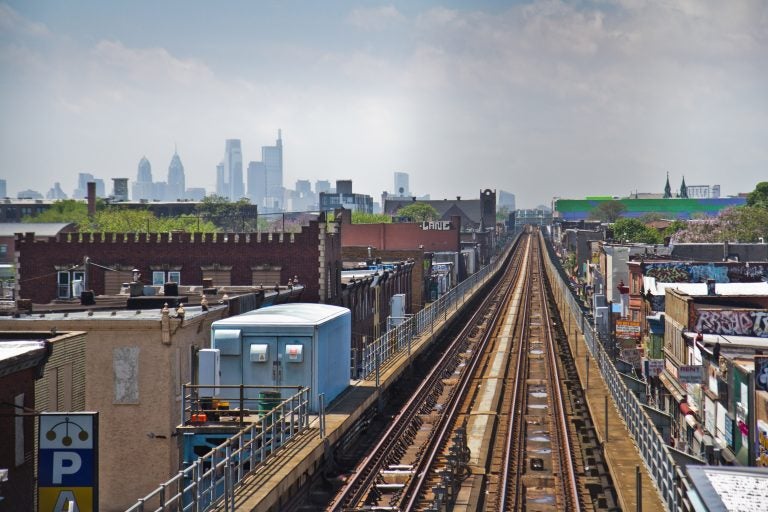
198,348,221,397
249,344,269,362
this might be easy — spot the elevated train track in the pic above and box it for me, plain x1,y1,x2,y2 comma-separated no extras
327,229,617,511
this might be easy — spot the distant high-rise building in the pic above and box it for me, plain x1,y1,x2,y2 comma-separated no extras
17,189,43,199
498,190,516,211
319,180,373,213
216,161,226,197
166,149,186,200
393,172,410,197
247,160,267,206
132,157,154,201
315,180,331,195
186,187,206,201
291,179,315,211
112,178,129,201
0,179,6,198
46,182,68,200
73,173,95,199
262,130,283,209
224,139,244,201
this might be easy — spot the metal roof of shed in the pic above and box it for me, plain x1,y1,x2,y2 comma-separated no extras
213,303,349,327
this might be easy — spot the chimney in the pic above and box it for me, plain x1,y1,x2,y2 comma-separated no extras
87,182,96,216
456,196,461,201
706,279,716,296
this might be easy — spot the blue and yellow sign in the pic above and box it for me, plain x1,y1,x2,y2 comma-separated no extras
38,412,98,511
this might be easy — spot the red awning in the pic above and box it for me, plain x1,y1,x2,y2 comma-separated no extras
679,402,693,415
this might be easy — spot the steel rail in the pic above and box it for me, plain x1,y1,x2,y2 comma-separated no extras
497,233,536,511
537,233,582,511
400,234,530,511
328,241,525,511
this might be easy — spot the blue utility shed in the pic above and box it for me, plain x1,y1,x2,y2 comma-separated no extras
210,303,351,412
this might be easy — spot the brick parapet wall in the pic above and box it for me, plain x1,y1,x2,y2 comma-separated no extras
15,222,339,304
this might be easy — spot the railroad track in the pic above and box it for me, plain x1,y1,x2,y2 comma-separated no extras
326,228,617,511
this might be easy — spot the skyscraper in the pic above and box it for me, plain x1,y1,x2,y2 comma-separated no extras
167,149,186,200
262,130,283,209
247,160,267,207
73,172,96,199
216,161,226,197
393,172,410,197
224,139,244,201
132,157,154,201
0,179,6,198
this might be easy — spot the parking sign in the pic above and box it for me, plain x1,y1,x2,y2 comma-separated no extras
38,412,98,511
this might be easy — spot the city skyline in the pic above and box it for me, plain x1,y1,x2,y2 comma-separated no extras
1,2,767,209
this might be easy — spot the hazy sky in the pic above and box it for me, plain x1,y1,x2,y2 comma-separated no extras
1,1,766,208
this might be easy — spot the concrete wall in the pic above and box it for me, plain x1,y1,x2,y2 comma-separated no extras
0,308,229,511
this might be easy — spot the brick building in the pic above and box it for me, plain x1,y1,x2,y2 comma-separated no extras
339,210,461,253
14,216,342,305
0,338,51,511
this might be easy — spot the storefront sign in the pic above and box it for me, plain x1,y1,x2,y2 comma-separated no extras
679,365,704,384
646,359,664,377
615,320,641,339
724,414,733,447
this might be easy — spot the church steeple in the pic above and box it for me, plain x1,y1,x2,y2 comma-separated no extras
663,172,672,199
679,175,688,198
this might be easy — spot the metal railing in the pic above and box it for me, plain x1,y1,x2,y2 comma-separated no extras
125,387,315,512
360,241,515,380
541,234,690,512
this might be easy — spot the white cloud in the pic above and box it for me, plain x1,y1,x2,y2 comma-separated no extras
346,5,404,31
0,1,766,206
0,3,50,38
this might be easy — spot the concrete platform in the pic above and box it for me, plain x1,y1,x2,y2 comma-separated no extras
557,296,665,512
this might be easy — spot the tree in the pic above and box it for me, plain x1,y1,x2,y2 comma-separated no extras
588,200,627,222
196,195,260,232
611,218,662,244
671,207,768,243
22,199,93,224
396,203,440,222
747,181,768,209
662,220,687,239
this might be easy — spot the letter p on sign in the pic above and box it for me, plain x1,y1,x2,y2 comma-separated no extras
53,452,82,485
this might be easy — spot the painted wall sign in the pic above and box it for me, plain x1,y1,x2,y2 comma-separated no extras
678,365,704,384
421,221,452,231
615,320,641,339
38,412,98,512
693,309,768,338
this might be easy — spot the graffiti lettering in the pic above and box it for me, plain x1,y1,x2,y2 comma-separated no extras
694,310,768,338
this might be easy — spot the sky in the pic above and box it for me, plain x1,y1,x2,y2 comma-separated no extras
0,1,766,209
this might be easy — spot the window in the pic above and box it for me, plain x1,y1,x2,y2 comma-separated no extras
0,244,7,257
57,270,84,299
153,271,180,286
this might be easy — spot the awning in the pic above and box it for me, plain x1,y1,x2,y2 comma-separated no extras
703,434,714,447
679,402,693,415
685,415,699,429
693,429,704,442
659,371,686,403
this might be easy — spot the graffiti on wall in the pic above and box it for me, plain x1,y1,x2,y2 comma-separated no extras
643,262,768,284
694,310,768,338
